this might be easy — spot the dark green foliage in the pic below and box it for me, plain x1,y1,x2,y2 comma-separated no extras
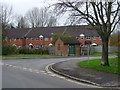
52,33,72,45
18,48,49,55
18,48,32,54
2,45,17,55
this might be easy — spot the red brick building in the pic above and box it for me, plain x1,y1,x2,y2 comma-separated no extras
4,25,106,48
55,37,81,56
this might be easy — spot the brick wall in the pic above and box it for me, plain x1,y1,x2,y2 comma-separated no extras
4,37,52,48
75,45,80,56
4,36,110,48
55,39,65,56
55,39,80,56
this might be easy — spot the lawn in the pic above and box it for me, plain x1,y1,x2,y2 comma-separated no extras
77,57,119,74
2,54,58,57
90,52,117,56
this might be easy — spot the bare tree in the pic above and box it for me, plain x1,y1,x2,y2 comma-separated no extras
25,7,57,28
54,0,120,66
0,3,13,30
0,3,14,42
15,15,28,28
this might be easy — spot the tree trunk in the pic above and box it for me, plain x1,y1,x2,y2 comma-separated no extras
101,39,109,66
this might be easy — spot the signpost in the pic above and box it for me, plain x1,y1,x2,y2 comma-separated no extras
85,40,92,60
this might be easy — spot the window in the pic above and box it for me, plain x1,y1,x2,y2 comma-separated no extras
76,37,79,39
50,38,53,41
14,39,16,41
31,38,34,41
10,39,14,41
9,39,11,42
5,37,8,41
26,38,29,41
45,38,48,41
93,37,96,40
36,38,39,41
81,37,84,40
40,38,43,41
19,38,21,42
86,36,90,40
58,44,60,50
40,45,43,48
36,45,39,48
99,36,101,40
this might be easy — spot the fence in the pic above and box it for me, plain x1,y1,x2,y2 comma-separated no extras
91,46,118,53
47,46,118,55
81,46,118,55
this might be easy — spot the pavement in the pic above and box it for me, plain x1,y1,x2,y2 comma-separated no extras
49,55,120,88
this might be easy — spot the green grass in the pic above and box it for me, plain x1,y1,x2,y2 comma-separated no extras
2,54,58,57
77,57,119,74
90,52,117,56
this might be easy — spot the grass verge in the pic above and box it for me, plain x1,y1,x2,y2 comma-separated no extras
90,52,117,56
77,57,119,74
2,54,58,57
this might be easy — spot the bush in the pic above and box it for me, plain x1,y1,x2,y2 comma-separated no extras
18,48,32,54
2,45,17,55
18,48,49,55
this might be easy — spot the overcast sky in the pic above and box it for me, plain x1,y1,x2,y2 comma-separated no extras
0,0,68,26
0,0,59,15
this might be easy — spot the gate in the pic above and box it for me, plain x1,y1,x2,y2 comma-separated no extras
69,45,75,55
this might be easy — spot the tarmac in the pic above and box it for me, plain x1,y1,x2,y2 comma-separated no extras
49,56,120,88
2,55,120,88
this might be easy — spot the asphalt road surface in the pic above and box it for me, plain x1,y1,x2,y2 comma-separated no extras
2,56,103,88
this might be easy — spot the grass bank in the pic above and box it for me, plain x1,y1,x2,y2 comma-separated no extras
2,54,58,57
77,57,119,74
90,52,117,56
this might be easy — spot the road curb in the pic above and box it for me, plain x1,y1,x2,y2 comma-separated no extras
49,62,101,86
2,56,77,60
48,62,120,89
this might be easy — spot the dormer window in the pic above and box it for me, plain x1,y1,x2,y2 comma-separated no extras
51,33,54,35
80,34,85,40
80,34,85,37
39,35,43,41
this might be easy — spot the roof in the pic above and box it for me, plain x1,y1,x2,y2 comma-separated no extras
60,37,81,45
5,25,99,38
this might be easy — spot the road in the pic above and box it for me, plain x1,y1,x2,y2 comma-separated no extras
2,56,103,88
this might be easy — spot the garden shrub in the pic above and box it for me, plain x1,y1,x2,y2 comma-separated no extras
18,48,32,54
2,45,17,55
18,48,49,55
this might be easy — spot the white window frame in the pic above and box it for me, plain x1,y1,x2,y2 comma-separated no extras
26,38,29,41
86,36,90,40
39,37,43,41
99,36,101,40
93,36,96,40
50,38,53,41
36,38,39,41
31,38,34,41
44,38,48,41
